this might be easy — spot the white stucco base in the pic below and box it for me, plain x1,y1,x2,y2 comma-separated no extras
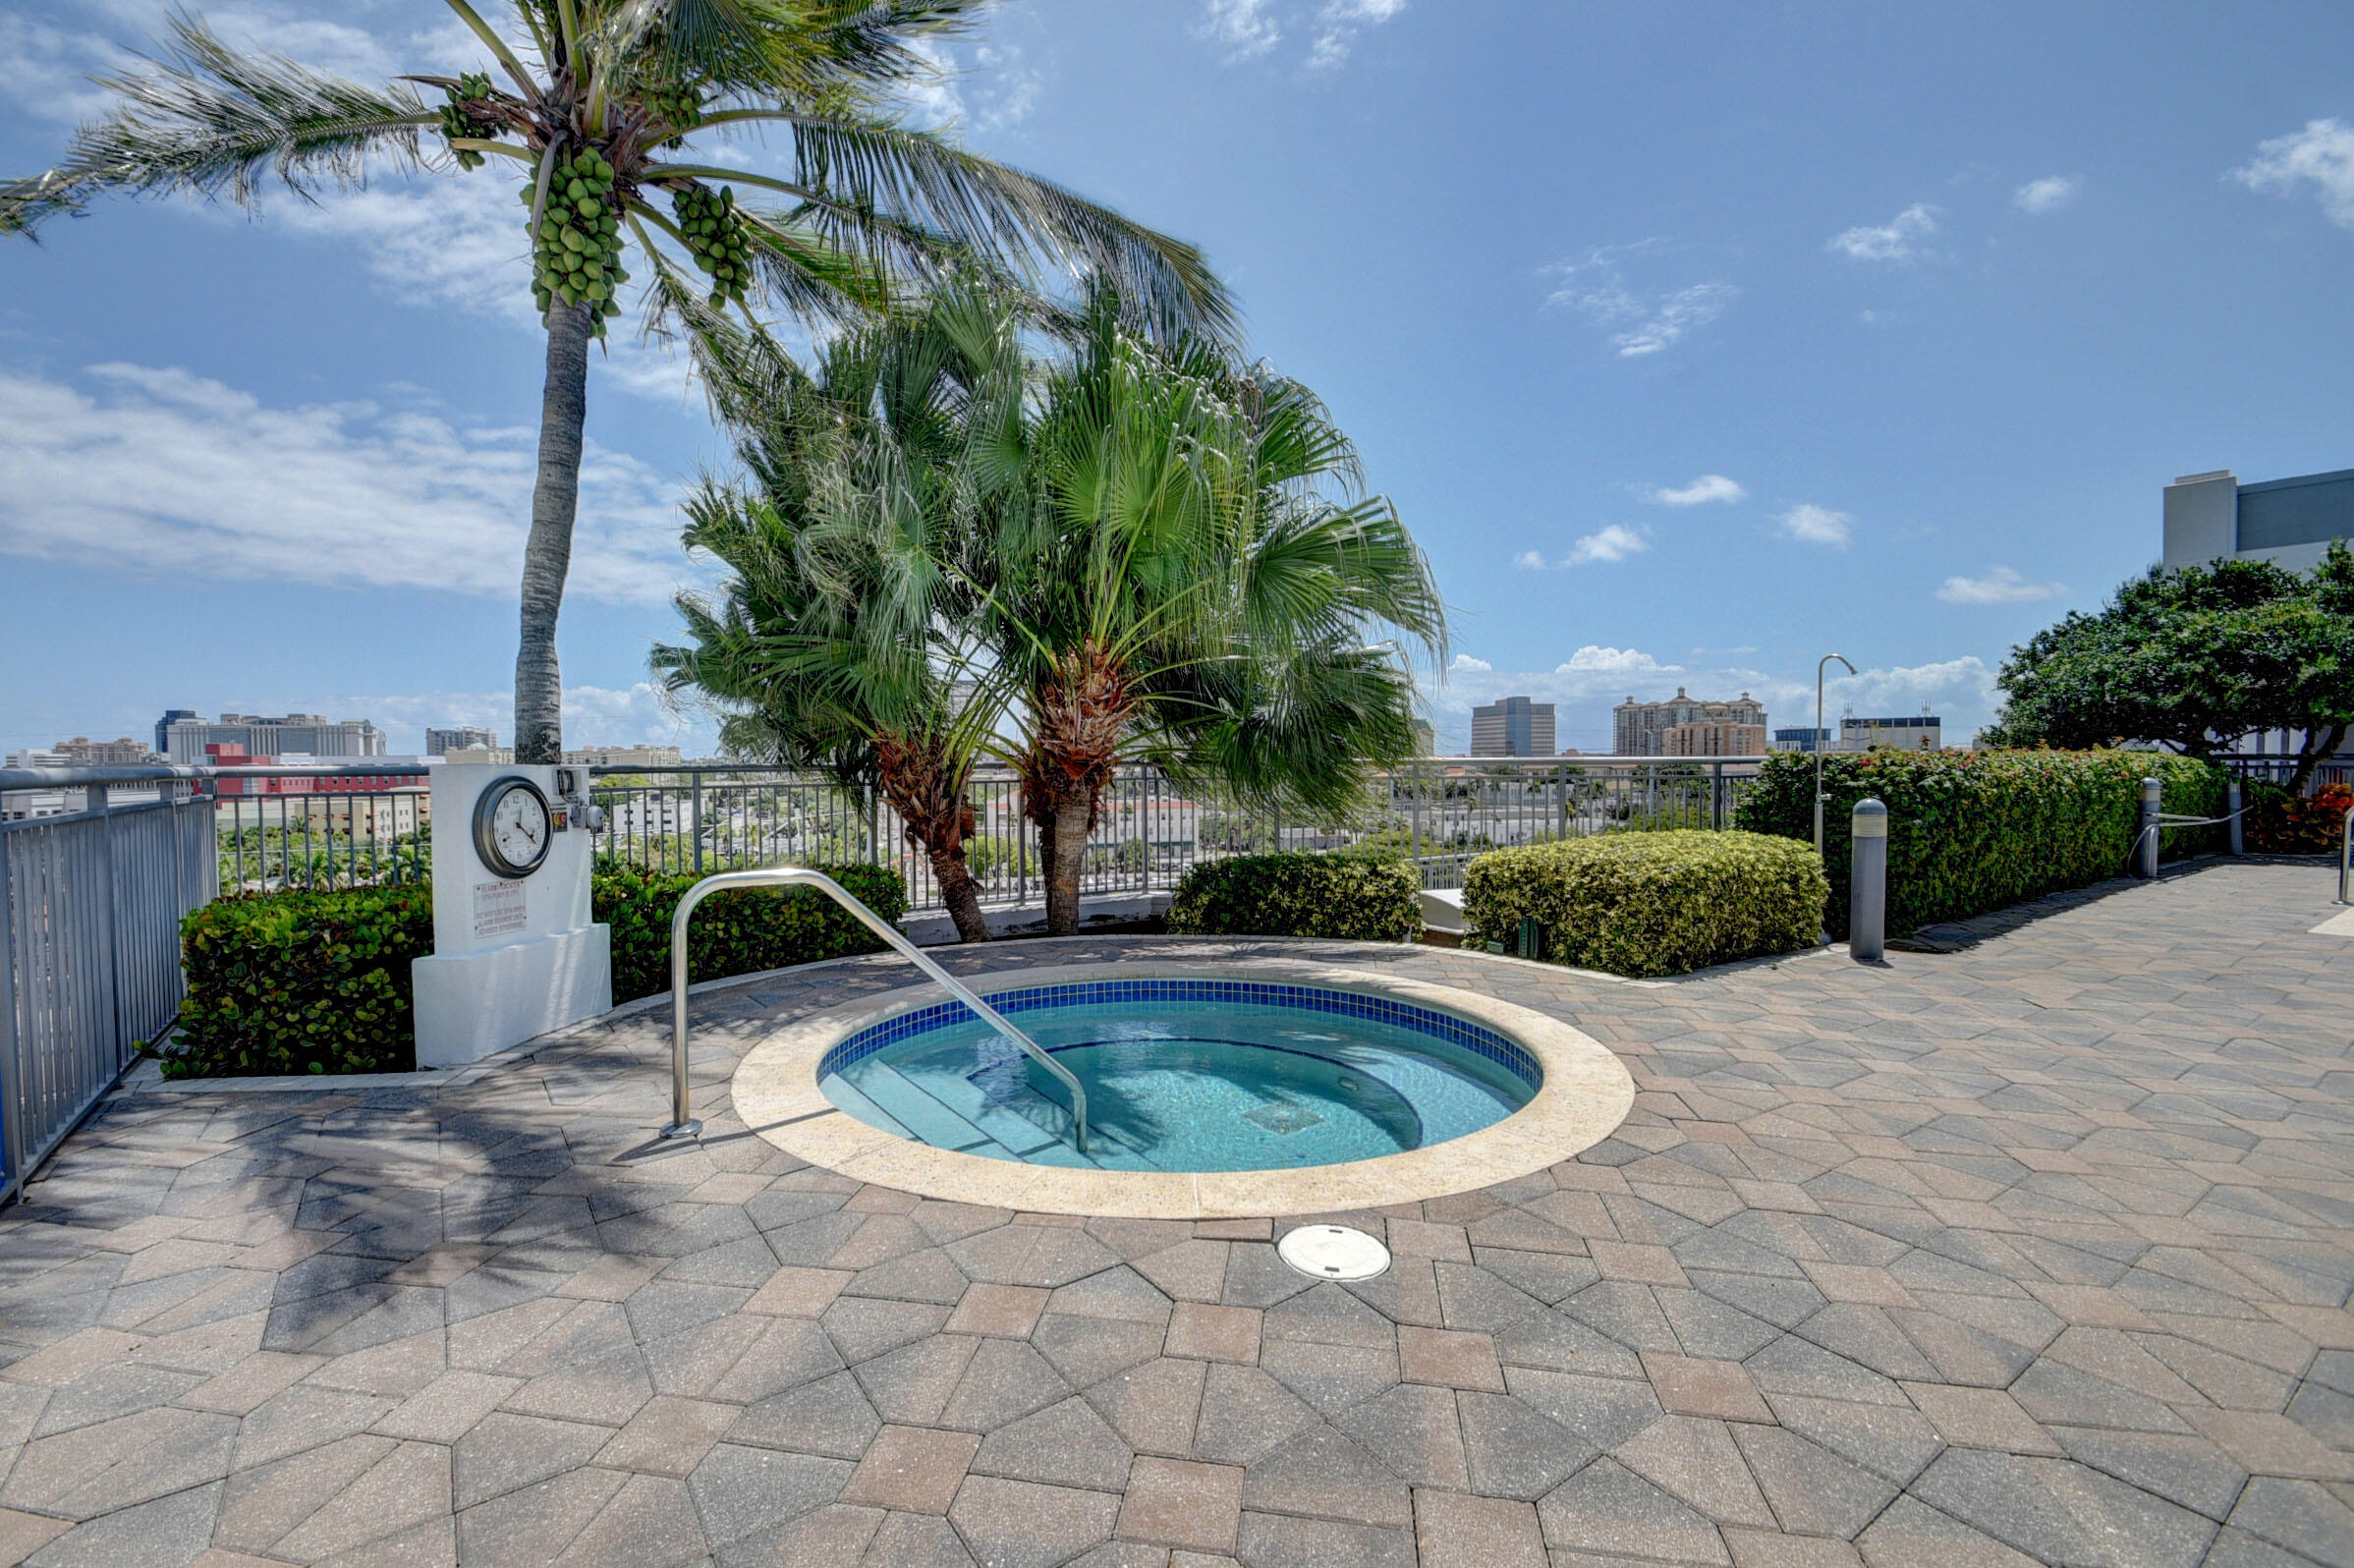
412,924,611,1069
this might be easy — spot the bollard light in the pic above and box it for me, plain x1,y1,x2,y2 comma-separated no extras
1849,797,1887,963
2138,777,2161,880
2227,779,2243,858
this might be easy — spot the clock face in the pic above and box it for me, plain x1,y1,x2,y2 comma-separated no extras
475,777,552,877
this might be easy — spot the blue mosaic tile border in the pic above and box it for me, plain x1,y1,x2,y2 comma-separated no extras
817,978,1542,1091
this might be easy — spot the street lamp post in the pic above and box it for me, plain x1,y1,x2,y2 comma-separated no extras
1816,652,1856,856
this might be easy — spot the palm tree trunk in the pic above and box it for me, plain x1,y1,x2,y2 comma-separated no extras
514,302,594,764
928,847,992,944
1041,786,1093,936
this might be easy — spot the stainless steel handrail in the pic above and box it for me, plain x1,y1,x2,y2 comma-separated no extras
2340,798,2352,907
659,867,1088,1152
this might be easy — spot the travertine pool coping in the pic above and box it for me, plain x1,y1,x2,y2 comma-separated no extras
729,955,1635,1218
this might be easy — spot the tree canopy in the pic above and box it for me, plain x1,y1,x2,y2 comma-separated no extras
1986,543,2354,791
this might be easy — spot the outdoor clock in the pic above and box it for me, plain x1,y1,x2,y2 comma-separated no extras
473,775,553,879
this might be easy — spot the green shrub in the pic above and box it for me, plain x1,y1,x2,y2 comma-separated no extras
1461,830,1827,979
163,862,909,1076
1732,748,2228,938
1164,853,1423,942
594,861,908,1004
164,886,434,1078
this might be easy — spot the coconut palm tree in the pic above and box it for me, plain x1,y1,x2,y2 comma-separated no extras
1,2,1230,763
977,299,1447,934
652,295,1017,941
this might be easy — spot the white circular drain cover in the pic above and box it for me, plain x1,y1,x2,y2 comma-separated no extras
1277,1224,1390,1282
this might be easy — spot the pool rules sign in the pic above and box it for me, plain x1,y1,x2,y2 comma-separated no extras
411,760,611,1068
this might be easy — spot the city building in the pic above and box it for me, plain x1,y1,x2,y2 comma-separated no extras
153,709,197,756
54,736,155,766
2163,467,2354,571
562,744,686,768
203,746,418,797
1842,714,1942,751
1662,720,1769,757
1410,720,1437,756
162,712,387,762
425,726,497,756
1470,697,1555,758
1771,727,1832,754
1614,690,1768,756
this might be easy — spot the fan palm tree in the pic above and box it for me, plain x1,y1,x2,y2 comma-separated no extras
2,2,1231,763
652,294,1018,941
977,299,1447,934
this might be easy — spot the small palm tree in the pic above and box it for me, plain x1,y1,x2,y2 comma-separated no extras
654,296,1015,941
980,300,1448,934
3,2,1230,763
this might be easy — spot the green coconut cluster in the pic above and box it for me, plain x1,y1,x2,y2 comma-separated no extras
645,79,702,144
437,73,499,171
525,148,628,334
672,185,754,308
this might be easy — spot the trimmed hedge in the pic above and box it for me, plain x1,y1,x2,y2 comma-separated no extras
1164,852,1423,942
161,862,908,1077
594,861,907,1004
1462,830,1827,979
165,886,434,1078
1732,748,2228,939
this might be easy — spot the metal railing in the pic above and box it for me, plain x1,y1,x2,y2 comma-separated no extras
2218,754,2354,794
662,867,1086,1151
0,771,218,1202
584,756,1767,904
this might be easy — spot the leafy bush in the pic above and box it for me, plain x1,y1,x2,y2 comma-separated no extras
2246,781,2353,855
594,861,908,1004
164,886,434,1078
1732,748,2227,938
1461,830,1826,979
1164,852,1423,942
163,862,909,1076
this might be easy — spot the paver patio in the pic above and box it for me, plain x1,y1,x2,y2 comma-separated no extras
2,860,2351,1567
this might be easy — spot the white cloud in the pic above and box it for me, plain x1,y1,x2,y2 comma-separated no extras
2233,119,2354,229
1561,524,1650,566
355,683,707,754
1512,550,1546,571
1543,244,1735,359
1198,0,1283,59
1822,656,1996,716
1557,645,1675,676
899,35,1042,132
1935,565,2066,604
1642,475,1745,507
1775,504,1853,548
0,363,696,603
1828,202,1941,261
2013,176,2079,215
1309,0,1406,69
1449,654,1491,672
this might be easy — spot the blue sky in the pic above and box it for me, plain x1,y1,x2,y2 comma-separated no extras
4,0,2353,756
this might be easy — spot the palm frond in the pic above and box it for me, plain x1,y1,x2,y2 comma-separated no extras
2,14,434,236
789,118,1236,344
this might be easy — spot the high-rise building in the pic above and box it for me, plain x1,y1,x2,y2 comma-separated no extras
1661,721,1768,757
1613,690,1768,756
154,709,197,756
1410,720,1437,756
163,713,386,763
425,726,498,756
2163,467,2354,571
55,737,156,766
1470,697,1556,757
561,744,685,767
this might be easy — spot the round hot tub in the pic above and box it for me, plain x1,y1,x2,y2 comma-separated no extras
818,978,1540,1172
729,956,1635,1218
